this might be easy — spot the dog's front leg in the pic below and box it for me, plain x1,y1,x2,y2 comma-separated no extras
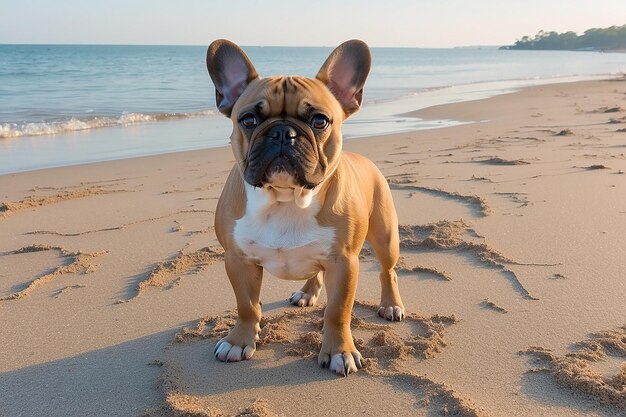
214,250,263,362
318,255,362,376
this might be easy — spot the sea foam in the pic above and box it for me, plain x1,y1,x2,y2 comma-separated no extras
0,110,218,139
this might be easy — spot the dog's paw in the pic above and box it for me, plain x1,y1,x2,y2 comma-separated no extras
377,305,405,321
289,290,319,307
318,351,363,376
214,338,256,362
213,323,260,363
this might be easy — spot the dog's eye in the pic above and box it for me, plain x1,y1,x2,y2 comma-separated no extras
310,114,330,130
239,113,258,129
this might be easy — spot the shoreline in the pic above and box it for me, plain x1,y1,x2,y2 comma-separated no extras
1,74,621,176
1,78,625,417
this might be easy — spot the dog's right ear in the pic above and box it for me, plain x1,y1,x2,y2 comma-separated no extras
206,40,259,117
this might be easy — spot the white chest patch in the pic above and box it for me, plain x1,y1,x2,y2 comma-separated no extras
233,183,335,280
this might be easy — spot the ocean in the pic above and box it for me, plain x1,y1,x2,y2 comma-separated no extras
1,44,625,174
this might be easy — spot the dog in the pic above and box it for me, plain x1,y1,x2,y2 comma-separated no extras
206,39,404,376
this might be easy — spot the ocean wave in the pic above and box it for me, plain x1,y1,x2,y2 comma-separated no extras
0,110,219,139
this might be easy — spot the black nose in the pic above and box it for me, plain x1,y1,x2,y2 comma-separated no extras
267,125,298,145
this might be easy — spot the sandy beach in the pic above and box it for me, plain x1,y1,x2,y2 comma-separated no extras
1,78,625,416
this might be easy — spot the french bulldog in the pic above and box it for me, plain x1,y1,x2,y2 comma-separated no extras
206,39,404,376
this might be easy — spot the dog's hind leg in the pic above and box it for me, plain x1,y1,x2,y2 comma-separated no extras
289,271,324,307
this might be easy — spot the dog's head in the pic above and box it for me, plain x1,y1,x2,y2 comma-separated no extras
206,40,371,206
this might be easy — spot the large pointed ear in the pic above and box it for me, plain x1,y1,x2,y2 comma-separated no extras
316,40,371,117
206,39,259,117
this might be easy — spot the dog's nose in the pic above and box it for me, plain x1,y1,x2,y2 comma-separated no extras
267,125,298,145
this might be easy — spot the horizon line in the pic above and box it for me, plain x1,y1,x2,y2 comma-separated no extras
0,42,506,49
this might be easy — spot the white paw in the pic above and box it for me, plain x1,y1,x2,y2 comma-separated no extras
289,290,318,307
377,305,405,321
214,339,256,362
319,352,362,376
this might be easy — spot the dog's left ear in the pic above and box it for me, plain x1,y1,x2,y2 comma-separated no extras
206,39,259,117
316,40,371,117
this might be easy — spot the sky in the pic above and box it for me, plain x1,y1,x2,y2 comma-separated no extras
1,0,625,48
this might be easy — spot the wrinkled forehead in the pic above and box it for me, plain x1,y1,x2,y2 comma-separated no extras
232,76,342,119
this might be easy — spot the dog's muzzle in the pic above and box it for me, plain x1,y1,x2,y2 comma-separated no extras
244,123,321,189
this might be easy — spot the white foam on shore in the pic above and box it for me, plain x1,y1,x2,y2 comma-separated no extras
0,110,219,139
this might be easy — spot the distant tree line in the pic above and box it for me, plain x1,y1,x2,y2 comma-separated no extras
501,25,626,51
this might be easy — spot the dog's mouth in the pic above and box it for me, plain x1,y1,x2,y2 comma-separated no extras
245,155,316,189
264,157,297,184
245,156,317,208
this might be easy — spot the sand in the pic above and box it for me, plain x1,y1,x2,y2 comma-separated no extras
1,78,625,416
